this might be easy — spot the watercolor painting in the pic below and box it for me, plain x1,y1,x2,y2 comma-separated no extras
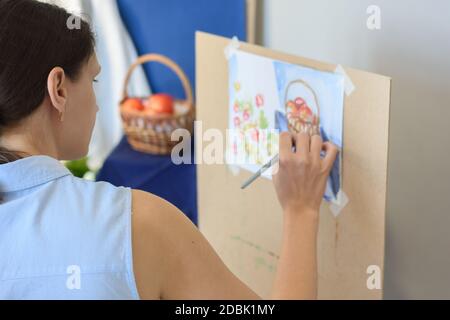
227,51,344,202
273,60,345,202
226,51,280,178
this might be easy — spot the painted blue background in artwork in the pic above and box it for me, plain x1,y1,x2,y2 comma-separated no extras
273,61,344,148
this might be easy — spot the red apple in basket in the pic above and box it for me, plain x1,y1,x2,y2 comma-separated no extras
122,98,144,112
145,93,174,115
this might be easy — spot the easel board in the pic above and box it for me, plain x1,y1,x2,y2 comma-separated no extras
195,31,391,299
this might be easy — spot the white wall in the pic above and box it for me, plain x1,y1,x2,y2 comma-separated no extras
259,0,450,299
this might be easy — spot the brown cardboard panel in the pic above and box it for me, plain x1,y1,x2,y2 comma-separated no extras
246,0,257,44
196,32,391,299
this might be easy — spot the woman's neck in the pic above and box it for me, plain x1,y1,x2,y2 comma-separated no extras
0,122,59,160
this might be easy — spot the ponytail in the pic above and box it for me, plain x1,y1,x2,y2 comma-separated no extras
0,146,29,204
0,146,26,165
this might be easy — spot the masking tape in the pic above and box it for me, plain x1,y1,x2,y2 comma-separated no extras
335,64,355,96
329,190,349,217
227,164,241,176
224,36,241,60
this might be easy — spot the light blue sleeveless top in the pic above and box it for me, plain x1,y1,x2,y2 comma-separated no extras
0,155,140,300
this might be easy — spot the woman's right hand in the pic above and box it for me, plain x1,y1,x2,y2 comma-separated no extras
272,130,339,218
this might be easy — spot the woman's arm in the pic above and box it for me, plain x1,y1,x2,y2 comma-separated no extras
131,130,338,300
131,189,261,299
271,132,338,299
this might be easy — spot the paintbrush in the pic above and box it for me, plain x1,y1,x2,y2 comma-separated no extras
240,154,279,189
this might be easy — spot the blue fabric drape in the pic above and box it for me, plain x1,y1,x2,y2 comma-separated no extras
97,0,248,226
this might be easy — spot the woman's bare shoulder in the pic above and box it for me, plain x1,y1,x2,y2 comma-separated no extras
132,189,165,216
131,189,184,229
130,189,173,300
130,189,202,299
130,189,261,300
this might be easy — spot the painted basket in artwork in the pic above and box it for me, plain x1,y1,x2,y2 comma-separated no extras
284,79,320,134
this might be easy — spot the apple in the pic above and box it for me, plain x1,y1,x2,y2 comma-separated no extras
122,98,144,111
143,107,157,116
146,93,174,115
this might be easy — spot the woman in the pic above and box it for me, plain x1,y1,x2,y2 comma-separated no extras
0,0,338,300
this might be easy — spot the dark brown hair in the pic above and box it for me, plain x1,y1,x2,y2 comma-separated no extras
0,0,95,164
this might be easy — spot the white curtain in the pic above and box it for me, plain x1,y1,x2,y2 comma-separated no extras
39,0,150,169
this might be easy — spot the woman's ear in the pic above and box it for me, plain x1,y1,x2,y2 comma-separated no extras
47,67,67,122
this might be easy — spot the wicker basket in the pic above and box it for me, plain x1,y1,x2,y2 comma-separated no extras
284,79,320,134
119,54,195,155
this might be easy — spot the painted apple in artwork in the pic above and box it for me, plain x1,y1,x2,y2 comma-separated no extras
299,104,313,122
286,100,296,110
122,98,144,112
286,96,318,132
286,99,301,118
295,97,306,107
146,93,174,115
287,97,316,122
